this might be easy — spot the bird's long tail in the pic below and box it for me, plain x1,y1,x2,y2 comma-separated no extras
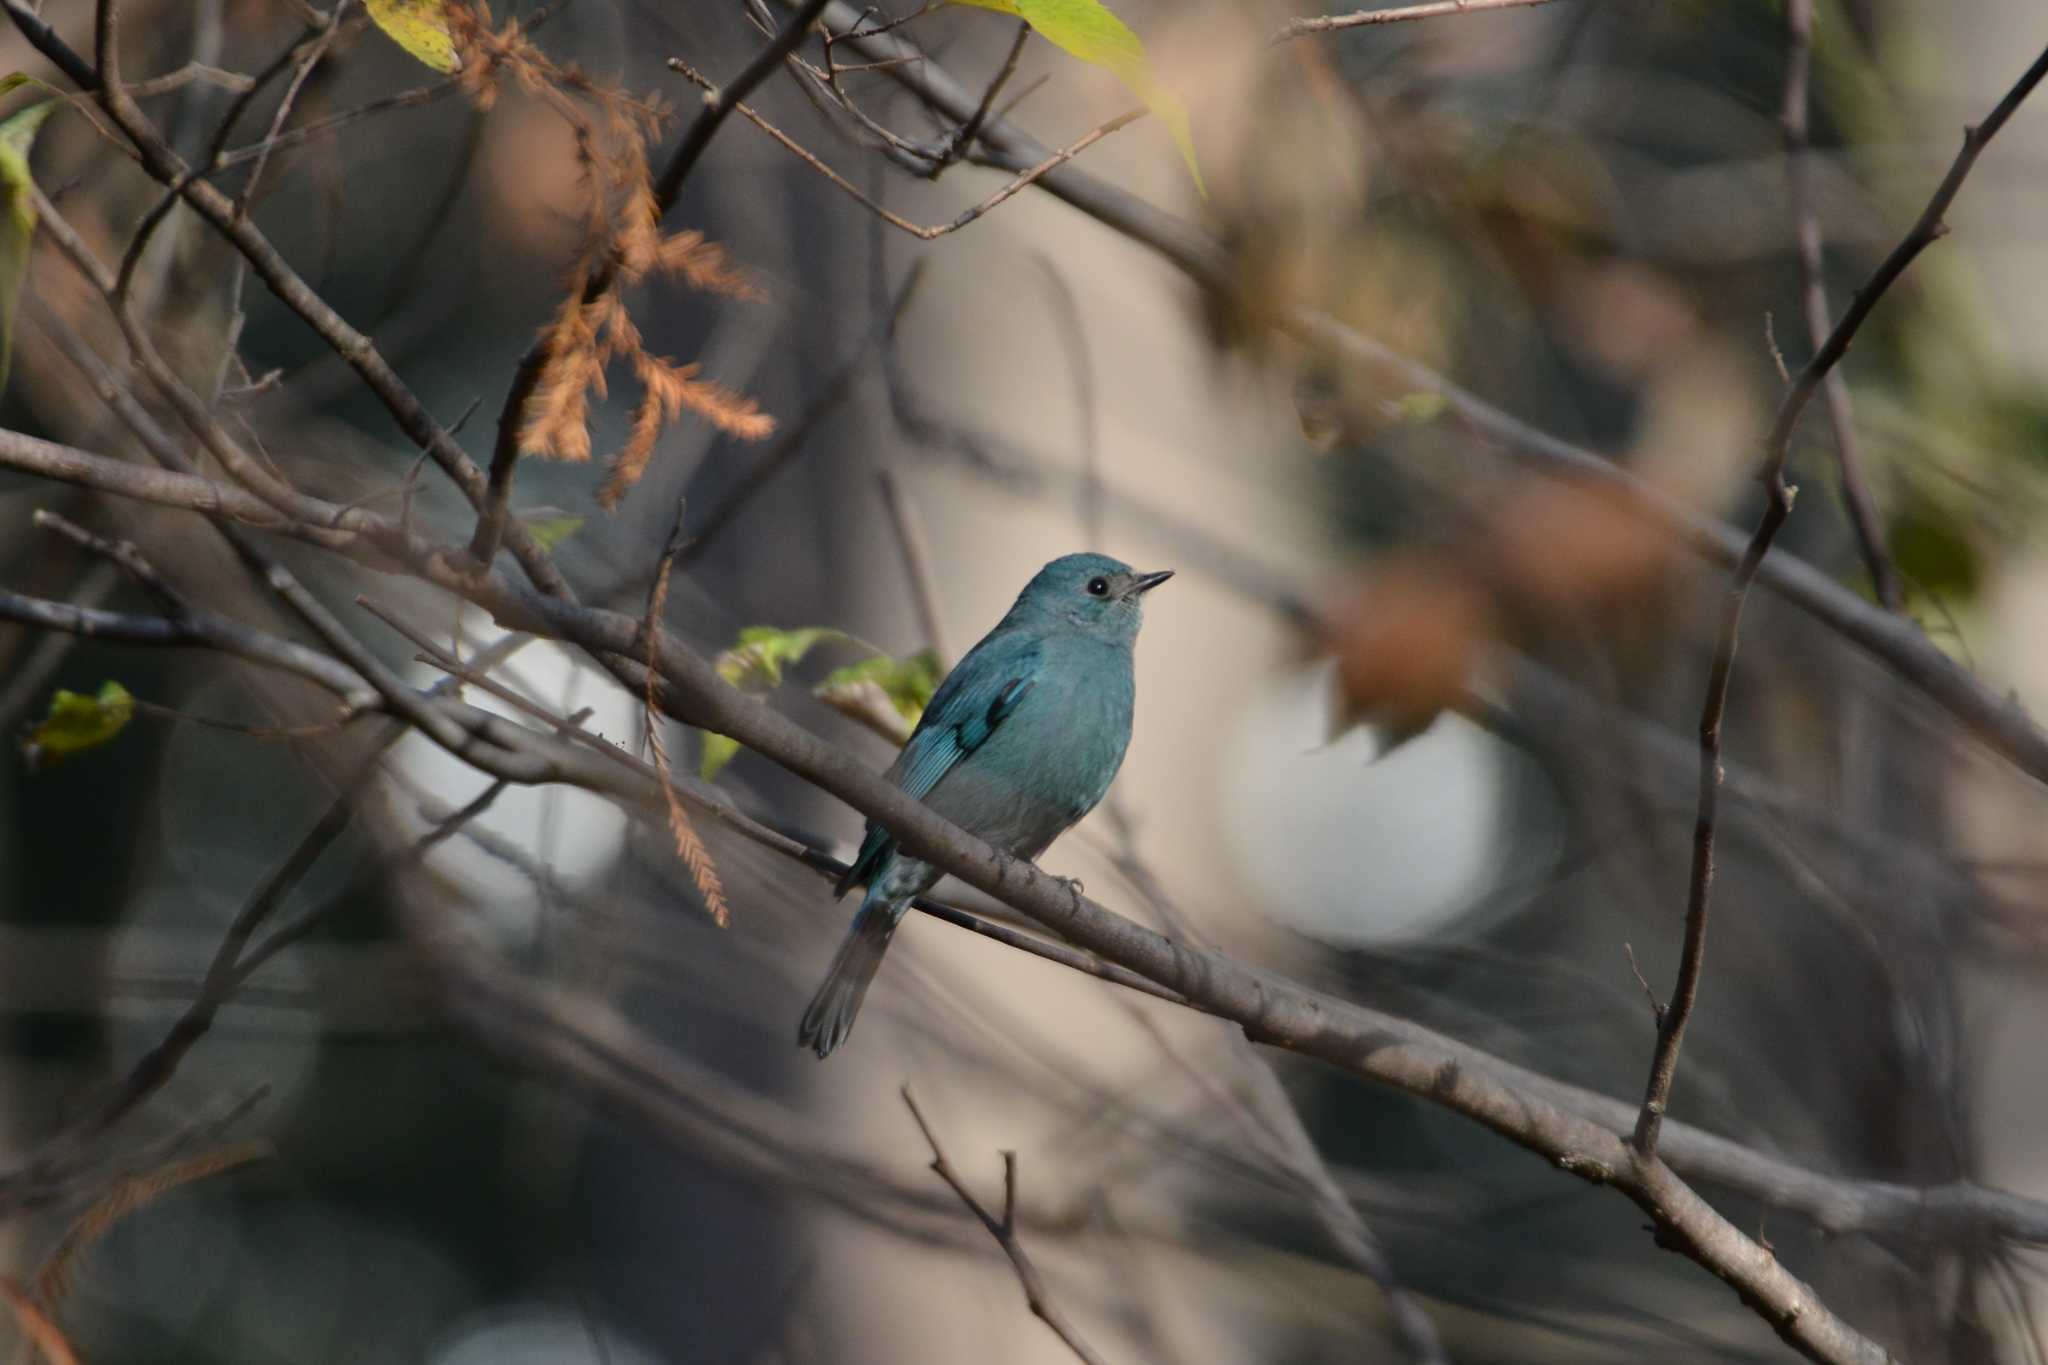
798,898,902,1059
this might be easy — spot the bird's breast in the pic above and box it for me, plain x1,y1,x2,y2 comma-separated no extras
928,659,1134,857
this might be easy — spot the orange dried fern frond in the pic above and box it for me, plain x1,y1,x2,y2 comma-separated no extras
671,366,774,443
452,0,772,503
642,560,731,926
598,358,774,509
655,230,759,300
31,1141,270,1313
519,286,604,462
0,1280,78,1365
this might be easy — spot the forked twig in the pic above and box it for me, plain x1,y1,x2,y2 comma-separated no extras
902,1086,1116,1365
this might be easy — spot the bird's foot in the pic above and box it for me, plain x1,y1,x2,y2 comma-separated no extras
1050,874,1086,910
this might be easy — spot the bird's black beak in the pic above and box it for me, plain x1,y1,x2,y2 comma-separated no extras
1125,569,1174,598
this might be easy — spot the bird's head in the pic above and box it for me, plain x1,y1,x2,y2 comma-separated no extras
1011,553,1174,646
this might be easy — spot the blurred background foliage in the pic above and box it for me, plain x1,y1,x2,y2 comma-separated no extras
4,0,2048,1361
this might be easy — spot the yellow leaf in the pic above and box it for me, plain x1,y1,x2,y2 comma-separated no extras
22,681,134,771
0,92,55,397
713,626,846,692
698,729,741,782
814,650,941,725
950,0,1205,196
520,512,585,551
364,0,462,74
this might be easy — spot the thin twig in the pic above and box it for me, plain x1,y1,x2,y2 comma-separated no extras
667,59,1143,242
121,61,256,97
1780,0,1900,611
923,17,1030,176
30,511,182,616
901,1087,1117,1365
875,469,951,667
1630,36,2048,1159
215,79,461,169
112,4,349,311
1623,942,1665,1025
230,0,351,218
1274,0,1565,42
0,583,372,705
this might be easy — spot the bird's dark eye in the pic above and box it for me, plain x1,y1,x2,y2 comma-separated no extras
1086,577,1109,597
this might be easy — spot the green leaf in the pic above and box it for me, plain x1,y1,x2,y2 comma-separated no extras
522,512,586,551
0,92,56,398
698,729,741,782
22,681,134,770
814,649,942,726
1392,391,1449,426
949,0,1206,197
1888,505,1981,604
700,625,851,780
364,0,462,73
713,625,846,692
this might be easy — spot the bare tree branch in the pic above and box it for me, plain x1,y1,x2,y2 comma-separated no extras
0,581,372,707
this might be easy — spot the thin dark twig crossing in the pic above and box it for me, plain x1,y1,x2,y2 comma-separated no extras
1630,36,2048,1158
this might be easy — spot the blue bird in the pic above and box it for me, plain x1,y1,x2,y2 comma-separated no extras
798,553,1173,1058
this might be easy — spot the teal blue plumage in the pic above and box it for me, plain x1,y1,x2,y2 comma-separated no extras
798,553,1173,1058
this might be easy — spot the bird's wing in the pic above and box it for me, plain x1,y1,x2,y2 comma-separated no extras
834,635,1042,898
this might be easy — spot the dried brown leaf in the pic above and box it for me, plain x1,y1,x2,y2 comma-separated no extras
1326,555,1491,738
